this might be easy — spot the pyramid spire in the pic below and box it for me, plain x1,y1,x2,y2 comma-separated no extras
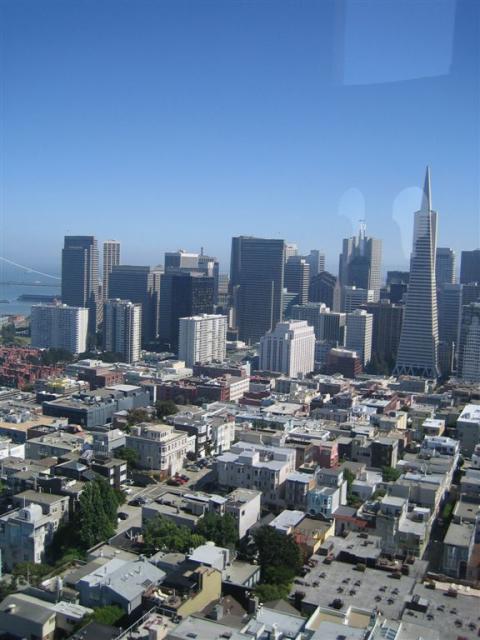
421,166,432,211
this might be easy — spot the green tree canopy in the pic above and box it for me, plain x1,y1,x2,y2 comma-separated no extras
92,605,124,626
143,515,205,554
382,466,401,482
127,408,152,426
52,478,122,554
117,446,139,468
156,400,178,420
195,513,238,548
253,525,303,583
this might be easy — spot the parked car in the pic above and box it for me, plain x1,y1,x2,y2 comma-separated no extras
118,512,129,520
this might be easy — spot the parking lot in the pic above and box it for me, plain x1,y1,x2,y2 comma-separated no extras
115,463,215,534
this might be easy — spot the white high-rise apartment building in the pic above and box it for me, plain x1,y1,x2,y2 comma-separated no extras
31,305,88,355
259,320,315,377
103,240,120,300
394,168,440,378
346,309,373,366
178,314,227,367
104,299,141,363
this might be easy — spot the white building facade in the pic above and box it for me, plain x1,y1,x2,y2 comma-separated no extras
345,309,373,366
31,304,88,355
178,314,227,367
259,320,315,377
103,299,142,364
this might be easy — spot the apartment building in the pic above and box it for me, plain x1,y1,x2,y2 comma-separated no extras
216,441,296,505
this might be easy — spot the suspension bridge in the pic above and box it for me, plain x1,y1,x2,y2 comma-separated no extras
0,257,61,287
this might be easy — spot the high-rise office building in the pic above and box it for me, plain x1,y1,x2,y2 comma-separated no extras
284,257,309,305
230,236,285,344
436,248,456,286
159,271,215,350
363,301,403,367
165,250,220,304
383,271,409,304
437,283,462,375
103,240,120,301
458,302,480,382
259,320,315,377
339,224,382,301
394,168,439,378
165,250,199,271
284,243,298,261
108,265,159,344
61,235,100,337
305,250,326,279
460,249,480,284
346,309,373,366
308,271,341,311
103,299,142,364
178,314,227,367
462,282,480,306
291,303,346,344
31,304,88,355
341,286,375,313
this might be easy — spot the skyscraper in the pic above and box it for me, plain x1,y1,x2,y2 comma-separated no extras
363,301,403,367
460,249,480,284
305,250,326,279
339,223,382,301
61,236,100,337
346,309,373,366
341,286,375,313
436,247,456,286
31,304,88,355
108,265,159,344
259,320,315,377
458,302,480,382
393,168,439,378
178,314,227,367
291,303,346,344
284,256,310,305
308,271,341,311
159,271,215,350
230,236,285,344
437,283,462,375
103,240,120,300
103,299,142,364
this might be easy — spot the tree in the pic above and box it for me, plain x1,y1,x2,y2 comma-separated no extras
53,478,122,553
127,408,151,426
0,324,18,345
343,468,355,489
382,466,401,482
92,605,124,626
195,513,238,548
13,562,50,586
117,447,139,469
40,348,74,365
253,525,302,584
156,400,178,420
143,515,205,554
256,582,291,603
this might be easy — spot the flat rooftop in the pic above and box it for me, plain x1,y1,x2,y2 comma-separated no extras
401,582,480,640
292,556,425,621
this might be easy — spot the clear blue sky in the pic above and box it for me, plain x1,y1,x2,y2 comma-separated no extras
1,0,479,274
